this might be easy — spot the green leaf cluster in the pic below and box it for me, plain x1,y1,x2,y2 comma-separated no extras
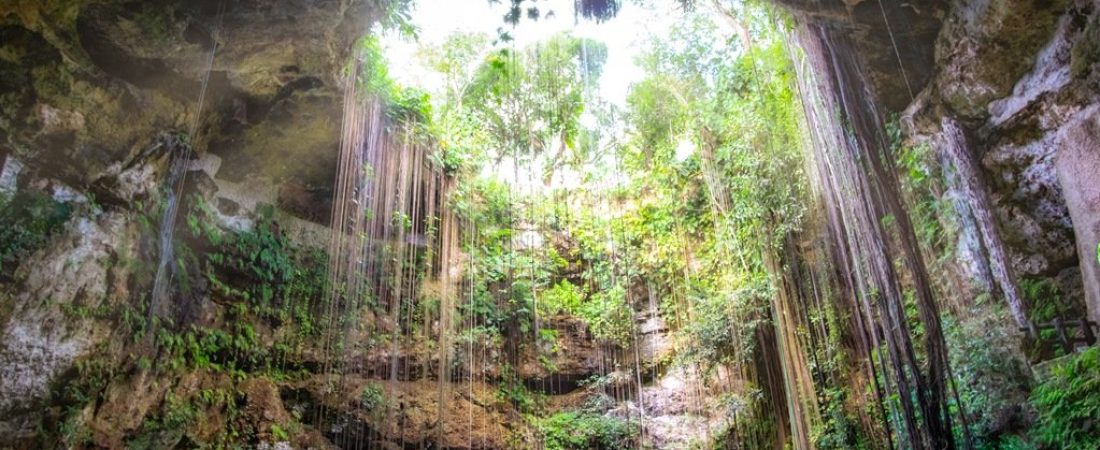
534,411,637,450
0,190,71,276
1029,347,1100,449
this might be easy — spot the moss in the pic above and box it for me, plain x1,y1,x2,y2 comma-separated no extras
0,0,92,68
359,382,387,411
124,3,183,49
37,355,116,448
0,191,72,277
31,63,73,100
0,26,58,143
1070,15,1100,78
940,0,1067,118
0,40,28,63
0,0,84,28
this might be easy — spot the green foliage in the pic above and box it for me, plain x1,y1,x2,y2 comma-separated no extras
154,321,264,373
1029,347,1100,449
451,178,552,343
146,198,329,378
455,33,608,167
944,311,1033,446
419,33,495,174
677,278,771,372
1019,277,1074,323
360,382,387,411
813,387,873,449
357,35,395,97
627,12,807,253
41,357,115,447
578,284,632,344
378,0,418,38
535,411,637,450
706,387,781,450
995,435,1036,450
387,86,433,125
188,199,326,331
497,365,539,413
270,423,290,441
355,36,434,132
390,8,878,450
539,279,584,316
0,190,71,275
1016,277,1082,358
894,134,952,254
126,391,200,450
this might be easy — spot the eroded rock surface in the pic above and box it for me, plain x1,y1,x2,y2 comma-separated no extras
902,0,1100,320
0,0,379,445
0,208,139,438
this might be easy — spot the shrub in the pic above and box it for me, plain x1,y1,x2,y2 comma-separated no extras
496,365,538,413
1019,278,1076,323
579,284,633,345
944,312,1032,445
0,191,71,275
535,411,637,450
360,383,387,411
1029,347,1100,449
539,279,584,316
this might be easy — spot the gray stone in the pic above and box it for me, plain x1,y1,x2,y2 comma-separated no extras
1054,105,1100,323
0,156,23,199
0,212,137,437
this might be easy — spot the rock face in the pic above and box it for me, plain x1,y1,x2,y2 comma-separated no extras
1055,105,1100,323
2,0,1098,447
775,0,948,111
518,315,601,393
0,208,139,438
287,375,511,450
917,0,1100,321
637,368,723,449
795,0,1100,322
778,0,1095,319
0,3,649,447
0,0,380,444
0,0,376,212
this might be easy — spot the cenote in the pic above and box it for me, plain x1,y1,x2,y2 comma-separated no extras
1,0,1100,449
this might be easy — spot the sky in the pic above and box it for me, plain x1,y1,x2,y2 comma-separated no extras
378,0,683,107
375,0,702,192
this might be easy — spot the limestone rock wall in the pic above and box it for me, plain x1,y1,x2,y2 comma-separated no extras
904,0,1100,322
0,0,382,445
782,0,1100,323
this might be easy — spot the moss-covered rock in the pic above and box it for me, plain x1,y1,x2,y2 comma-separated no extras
935,0,1069,120
1070,10,1100,78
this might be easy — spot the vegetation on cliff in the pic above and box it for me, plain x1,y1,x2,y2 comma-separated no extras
1,0,1099,449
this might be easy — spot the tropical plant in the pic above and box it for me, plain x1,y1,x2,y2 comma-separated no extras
1028,347,1100,449
0,191,71,275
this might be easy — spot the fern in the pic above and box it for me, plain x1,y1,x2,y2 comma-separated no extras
1029,347,1100,449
